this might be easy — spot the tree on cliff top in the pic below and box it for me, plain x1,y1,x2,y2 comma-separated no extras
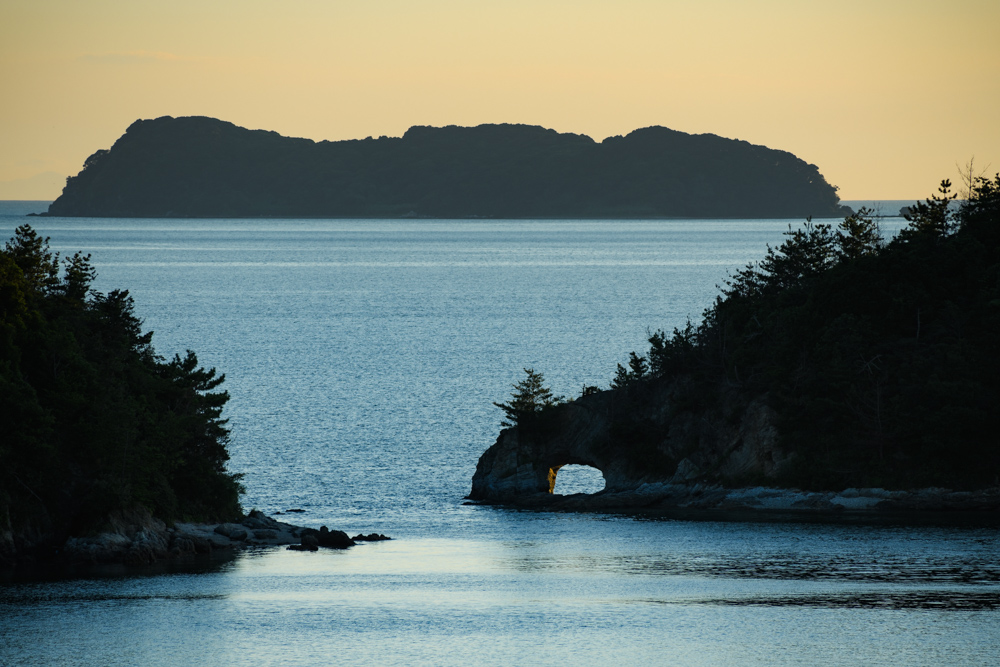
494,368,563,427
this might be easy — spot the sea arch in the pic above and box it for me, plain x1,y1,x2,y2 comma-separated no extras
549,463,606,495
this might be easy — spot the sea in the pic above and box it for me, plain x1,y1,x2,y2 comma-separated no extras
2,201,998,666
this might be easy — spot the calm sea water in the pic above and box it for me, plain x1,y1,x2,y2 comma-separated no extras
2,204,998,666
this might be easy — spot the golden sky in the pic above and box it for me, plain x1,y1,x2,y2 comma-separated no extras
2,0,998,200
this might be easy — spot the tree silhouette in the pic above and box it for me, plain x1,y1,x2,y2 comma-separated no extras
836,207,884,260
494,368,562,427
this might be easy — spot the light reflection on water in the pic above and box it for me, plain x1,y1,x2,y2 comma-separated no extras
4,515,999,665
1,213,995,665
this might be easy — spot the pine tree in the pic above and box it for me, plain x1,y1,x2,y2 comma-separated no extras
836,207,884,260
898,179,957,240
493,368,561,427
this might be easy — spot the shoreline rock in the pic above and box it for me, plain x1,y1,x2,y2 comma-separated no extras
466,482,1000,516
352,533,392,541
468,390,1000,518
2,508,390,578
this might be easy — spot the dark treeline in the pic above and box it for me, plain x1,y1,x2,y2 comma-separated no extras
1,227,242,560
45,116,847,219
594,174,1000,490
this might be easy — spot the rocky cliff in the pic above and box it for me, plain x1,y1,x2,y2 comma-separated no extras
468,384,1000,514
470,381,786,505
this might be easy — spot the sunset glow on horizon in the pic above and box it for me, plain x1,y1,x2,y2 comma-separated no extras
2,0,998,200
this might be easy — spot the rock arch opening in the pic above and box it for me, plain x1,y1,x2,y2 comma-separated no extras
549,464,606,496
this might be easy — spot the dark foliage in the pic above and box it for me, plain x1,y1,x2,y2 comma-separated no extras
46,116,847,219
494,368,564,428
0,226,243,541
616,175,1000,490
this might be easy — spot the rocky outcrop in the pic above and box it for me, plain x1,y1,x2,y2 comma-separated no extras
3,507,382,573
470,384,786,505
468,386,1000,514
288,526,355,551
60,508,301,566
352,533,392,542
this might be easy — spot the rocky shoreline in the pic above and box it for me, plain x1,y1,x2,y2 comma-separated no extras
466,482,1000,516
1,509,391,578
468,392,1000,519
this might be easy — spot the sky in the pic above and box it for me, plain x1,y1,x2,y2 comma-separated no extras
1,0,998,200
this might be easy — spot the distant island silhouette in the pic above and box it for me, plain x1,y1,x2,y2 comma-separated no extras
44,116,849,219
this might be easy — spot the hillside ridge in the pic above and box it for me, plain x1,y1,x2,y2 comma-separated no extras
45,116,847,219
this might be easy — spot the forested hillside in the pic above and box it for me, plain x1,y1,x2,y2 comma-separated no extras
1,227,243,563
503,175,1000,492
